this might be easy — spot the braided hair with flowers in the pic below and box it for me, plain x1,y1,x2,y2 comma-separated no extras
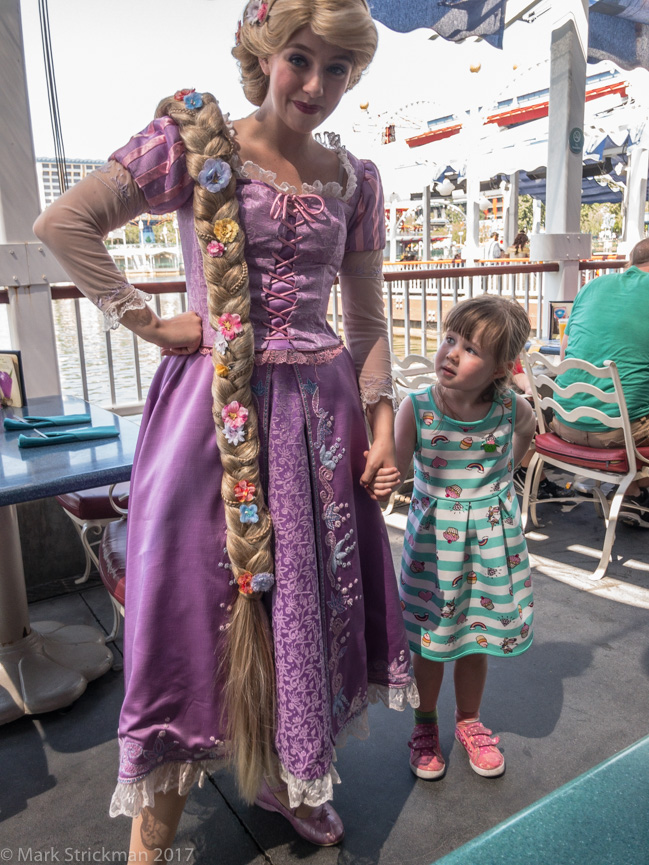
155,0,379,804
154,86,275,803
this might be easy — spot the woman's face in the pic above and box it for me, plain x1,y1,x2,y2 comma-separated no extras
259,25,353,134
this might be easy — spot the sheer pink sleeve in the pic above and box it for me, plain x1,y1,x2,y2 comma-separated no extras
33,162,152,330
33,116,192,330
339,249,396,411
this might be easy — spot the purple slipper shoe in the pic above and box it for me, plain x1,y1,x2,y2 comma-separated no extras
254,778,345,846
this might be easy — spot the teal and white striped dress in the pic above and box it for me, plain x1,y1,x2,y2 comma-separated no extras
399,387,533,661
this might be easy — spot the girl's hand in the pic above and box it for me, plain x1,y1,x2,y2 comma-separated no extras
360,438,399,501
363,461,401,501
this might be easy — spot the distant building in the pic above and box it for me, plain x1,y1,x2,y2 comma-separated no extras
36,157,104,208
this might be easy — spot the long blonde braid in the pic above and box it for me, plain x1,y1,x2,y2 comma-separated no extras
155,91,275,803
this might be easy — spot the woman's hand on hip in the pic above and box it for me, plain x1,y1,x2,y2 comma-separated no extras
158,312,204,355
121,307,203,355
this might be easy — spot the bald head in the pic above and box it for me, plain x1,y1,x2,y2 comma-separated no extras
629,238,649,269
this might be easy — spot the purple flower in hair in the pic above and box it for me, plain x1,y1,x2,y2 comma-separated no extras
251,572,274,592
198,159,232,194
184,91,204,110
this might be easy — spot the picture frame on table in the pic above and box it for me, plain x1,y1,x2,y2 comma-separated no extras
0,351,26,407
549,301,574,340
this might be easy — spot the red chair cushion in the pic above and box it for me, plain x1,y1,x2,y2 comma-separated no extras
56,484,129,520
99,518,126,608
535,432,649,473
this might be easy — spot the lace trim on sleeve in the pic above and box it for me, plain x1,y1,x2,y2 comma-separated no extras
360,376,398,412
97,284,152,331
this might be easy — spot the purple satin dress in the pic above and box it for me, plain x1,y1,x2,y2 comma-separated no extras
107,118,417,816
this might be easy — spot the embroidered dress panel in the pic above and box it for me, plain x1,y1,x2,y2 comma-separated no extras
399,387,534,662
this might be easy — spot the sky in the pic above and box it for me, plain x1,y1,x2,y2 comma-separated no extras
19,0,559,162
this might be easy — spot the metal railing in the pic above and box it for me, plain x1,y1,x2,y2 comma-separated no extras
0,259,628,415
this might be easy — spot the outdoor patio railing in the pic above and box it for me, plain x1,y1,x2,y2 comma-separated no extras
0,258,626,415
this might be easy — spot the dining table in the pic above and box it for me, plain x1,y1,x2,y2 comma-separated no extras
0,393,140,724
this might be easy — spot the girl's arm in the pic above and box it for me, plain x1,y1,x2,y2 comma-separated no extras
365,397,416,500
33,163,202,354
512,393,536,466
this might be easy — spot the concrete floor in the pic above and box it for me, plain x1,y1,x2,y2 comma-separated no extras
1,491,648,865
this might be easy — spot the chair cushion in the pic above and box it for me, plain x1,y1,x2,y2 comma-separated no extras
99,518,126,608
56,484,129,520
535,432,649,473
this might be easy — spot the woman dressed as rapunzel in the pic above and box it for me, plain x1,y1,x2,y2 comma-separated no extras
35,0,418,854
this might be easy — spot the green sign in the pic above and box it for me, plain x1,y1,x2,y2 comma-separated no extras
569,127,584,154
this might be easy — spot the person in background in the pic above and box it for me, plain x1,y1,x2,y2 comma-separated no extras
34,0,417,855
509,231,529,259
552,237,649,526
485,232,503,259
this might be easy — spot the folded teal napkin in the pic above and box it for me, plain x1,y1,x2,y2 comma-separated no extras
18,426,120,448
4,414,91,431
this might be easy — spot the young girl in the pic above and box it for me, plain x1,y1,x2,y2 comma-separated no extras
34,0,417,854
372,295,536,780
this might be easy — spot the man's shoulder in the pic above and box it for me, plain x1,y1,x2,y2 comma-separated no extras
584,266,649,295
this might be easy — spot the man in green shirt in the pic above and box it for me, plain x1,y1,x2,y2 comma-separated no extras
551,238,649,526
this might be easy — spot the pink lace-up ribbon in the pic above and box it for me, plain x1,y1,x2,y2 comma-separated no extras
263,192,325,344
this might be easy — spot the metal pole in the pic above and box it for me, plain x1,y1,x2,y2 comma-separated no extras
504,172,520,248
0,0,62,398
422,184,431,262
621,144,648,254
530,0,592,334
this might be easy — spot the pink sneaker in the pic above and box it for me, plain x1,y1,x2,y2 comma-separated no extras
455,720,505,777
408,723,446,780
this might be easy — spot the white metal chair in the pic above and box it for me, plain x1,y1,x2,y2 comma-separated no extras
56,483,129,584
384,353,437,515
391,352,437,403
98,514,127,645
521,351,649,579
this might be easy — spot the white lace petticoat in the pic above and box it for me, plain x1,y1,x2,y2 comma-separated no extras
109,680,418,817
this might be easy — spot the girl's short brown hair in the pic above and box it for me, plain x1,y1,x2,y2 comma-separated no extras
443,295,531,398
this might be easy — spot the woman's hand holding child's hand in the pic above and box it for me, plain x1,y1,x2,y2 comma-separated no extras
362,460,401,501
360,435,398,500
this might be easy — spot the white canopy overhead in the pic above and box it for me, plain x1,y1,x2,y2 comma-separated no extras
376,60,647,200
369,0,649,311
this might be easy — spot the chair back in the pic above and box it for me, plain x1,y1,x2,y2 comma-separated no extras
391,353,437,402
521,352,639,461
